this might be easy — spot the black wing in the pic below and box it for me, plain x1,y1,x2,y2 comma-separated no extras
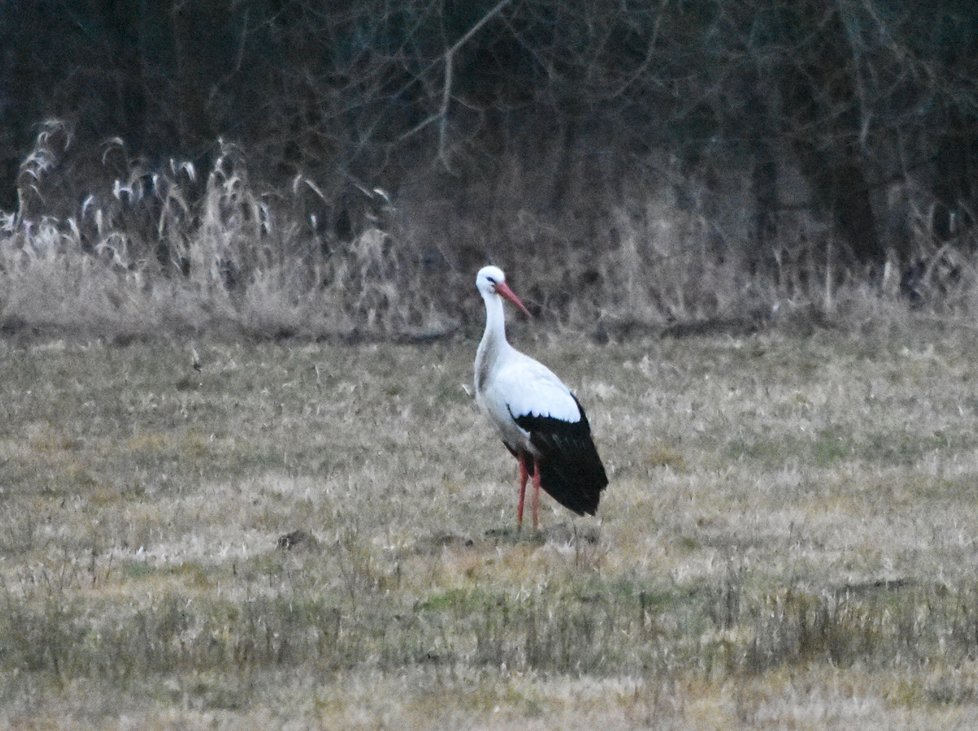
512,396,608,516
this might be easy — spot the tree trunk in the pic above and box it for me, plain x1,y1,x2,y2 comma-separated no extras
171,3,212,151
780,3,883,267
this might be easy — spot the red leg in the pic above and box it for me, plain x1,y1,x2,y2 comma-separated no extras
517,455,529,531
531,461,542,530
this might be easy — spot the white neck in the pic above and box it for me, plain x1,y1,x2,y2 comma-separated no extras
475,291,510,392
481,290,507,349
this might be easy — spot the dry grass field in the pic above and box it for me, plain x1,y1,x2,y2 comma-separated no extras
4,318,978,728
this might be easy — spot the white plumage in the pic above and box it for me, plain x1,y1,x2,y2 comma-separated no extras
473,265,608,529
491,354,582,423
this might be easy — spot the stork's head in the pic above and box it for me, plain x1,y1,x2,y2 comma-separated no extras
476,265,530,316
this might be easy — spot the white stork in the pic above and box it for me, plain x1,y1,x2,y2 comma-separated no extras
473,265,608,530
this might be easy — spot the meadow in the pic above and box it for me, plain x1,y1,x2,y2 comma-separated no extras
3,316,978,729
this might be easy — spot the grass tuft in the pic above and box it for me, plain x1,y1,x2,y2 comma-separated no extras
3,123,978,342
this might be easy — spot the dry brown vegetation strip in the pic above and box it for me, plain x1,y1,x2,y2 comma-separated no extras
2,324,978,728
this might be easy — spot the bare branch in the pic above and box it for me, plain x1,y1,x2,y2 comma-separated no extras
438,52,454,172
447,0,513,56
435,0,513,170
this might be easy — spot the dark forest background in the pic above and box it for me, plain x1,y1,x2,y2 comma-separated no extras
1,0,977,336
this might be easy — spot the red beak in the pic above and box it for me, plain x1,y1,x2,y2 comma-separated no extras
495,281,531,317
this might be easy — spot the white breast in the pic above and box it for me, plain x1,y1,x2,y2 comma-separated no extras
477,347,582,453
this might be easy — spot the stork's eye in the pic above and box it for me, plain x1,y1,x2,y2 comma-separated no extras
486,276,497,285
